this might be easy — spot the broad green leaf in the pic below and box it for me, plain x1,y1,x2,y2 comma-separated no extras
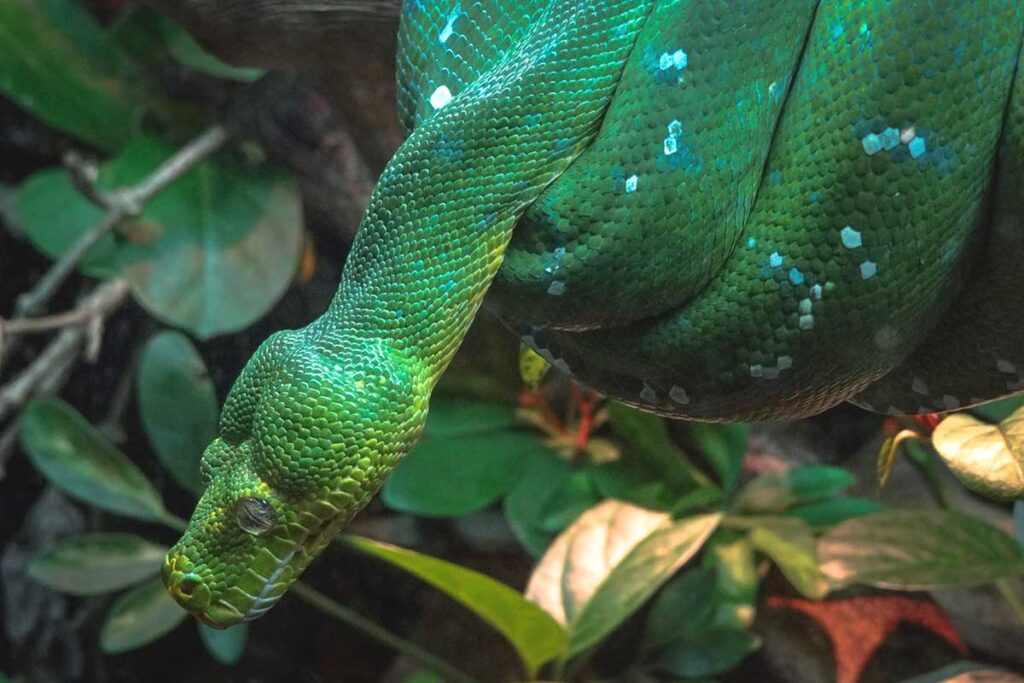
819,510,1024,590
29,533,166,596
198,623,248,665
424,398,519,438
158,16,264,82
115,139,303,338
16,168,118,277
655,628,758,678
931,410,1024,500
644,566,718,650
21,398,166,522
783,497,886,530
402,673,444,683
589,459,685,512
525,500,722,658
705,534,758,630
383,431,553,517
748,517,827,599
0,0,151,150
348,536,567,678
734,466,854,514
689,424,748,493
137,331,218,493
100,578,188,653
503,450,572,556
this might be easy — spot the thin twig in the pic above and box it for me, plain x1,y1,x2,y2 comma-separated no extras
0,279,128,423
12,125,229,321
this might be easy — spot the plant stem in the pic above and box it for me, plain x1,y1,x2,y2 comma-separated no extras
994,579,1024,628
289,581,483,683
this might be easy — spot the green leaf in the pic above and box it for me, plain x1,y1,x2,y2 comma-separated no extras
401,673,444,683
100,578,188,653
29,533,167,596
198,623,248,665
137,331,218,493
525,500,722,658
16,168,118,278
21,398,166,522
348,536,567,678
158,16,264,82
705,534,757,630
655,628,758,678
819,510,1024,590
931,410,1024,500
503,449,572,556
970,393,1024,423
383,430,553,517
536,468,603,532
608,402,705,489
115,139,303,338
424,398,520,438
689,424,748,493
748,517,827,599
0,0,152,150
734,466,854,514
783,497,887,530
902,661,1022,683
644,566,718,650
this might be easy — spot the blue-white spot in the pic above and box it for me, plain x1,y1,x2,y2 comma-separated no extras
799,314,814,330
810,284,823,300
769,252,783,268
547,280,565,296
862,133,882,155
908,137,926,159
664,136,678,155
840,226,862,249
879,127,899,150
860,260,877,279
668,119,683,137
788,268,804,285
430,85,453,110
799,298,812,315
439,4,461,43
669,385,690,405
625,175,638,193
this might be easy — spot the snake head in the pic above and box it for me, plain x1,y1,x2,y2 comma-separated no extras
162,333,425,627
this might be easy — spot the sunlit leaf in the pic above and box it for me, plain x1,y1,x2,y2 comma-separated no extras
688,424,748,493
158,16,264,82
21,398,166,522
100,578,188,653
526,500,721,657
819,510,1024,590
0,0,152,150
519,344,550,390
348,536,566,678
931,410,1024,500
198,623,248,665
748,517,827,599
734,466,854,514
783,497,886,530
655,628,758,678
137,331,218,493
706,534,758,630
29,533,167,596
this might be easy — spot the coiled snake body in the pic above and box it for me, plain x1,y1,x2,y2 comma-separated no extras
163,0,1024,626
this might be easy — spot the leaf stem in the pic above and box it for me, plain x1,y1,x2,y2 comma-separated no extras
289,581,483,683
994,578,1024,628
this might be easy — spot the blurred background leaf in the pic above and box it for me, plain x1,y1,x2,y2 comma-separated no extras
29,533,166,596
137,331,218,493
100,578,188,654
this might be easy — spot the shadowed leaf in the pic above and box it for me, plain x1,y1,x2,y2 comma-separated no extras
137,331,218,493
21,398,166,522
29,533,167,595
100,578,188,653
198,623,248,664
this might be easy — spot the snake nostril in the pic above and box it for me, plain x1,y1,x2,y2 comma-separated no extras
178,577,197,597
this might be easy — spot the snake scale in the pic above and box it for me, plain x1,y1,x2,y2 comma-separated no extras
163,0,1024,626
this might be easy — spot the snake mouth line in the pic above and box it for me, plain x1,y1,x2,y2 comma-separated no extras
240,514,336,621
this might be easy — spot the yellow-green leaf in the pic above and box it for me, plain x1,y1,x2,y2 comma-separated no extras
29,533,167,596
348,536,567,678
100,578,188,653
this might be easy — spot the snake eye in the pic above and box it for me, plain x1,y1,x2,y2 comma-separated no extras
234,497,277,535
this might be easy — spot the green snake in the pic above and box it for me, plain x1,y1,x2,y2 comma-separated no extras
162,0,1024,626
